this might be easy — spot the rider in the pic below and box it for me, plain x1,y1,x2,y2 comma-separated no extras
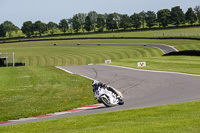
92,80,123,100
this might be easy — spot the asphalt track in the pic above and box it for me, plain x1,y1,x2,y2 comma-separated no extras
61,43,178,54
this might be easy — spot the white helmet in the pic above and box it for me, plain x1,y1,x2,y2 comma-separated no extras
92,80,99,86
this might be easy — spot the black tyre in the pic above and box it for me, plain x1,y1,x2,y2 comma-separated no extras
118,99,124,105
100,95,112,107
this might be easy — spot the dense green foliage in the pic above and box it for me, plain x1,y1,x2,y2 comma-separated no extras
47,22,58,35
130,13,141,29
1,21,18,38
34,21,47,36
157,9,171,28
185,8,197,25
58,19,68,33
171,6,185,27
194,5,200,24
0,24,6,37
21,21,34,37
85,16,92,32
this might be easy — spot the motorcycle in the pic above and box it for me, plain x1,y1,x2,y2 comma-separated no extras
94,86,124,107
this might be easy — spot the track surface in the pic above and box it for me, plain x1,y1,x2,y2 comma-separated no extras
60,43,178,54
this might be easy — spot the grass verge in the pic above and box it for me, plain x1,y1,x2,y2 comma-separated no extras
0,66,96,121
111,56,200,75
0,100,200,133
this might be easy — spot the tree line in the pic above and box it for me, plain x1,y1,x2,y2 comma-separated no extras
0,5,200,38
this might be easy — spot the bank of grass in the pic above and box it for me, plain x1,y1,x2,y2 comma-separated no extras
111,56,200,75
0,66,96,121
0,44,163,66
1,100,200,133
1,38,200,51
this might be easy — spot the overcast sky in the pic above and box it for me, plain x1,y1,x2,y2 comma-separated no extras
0,0,199,27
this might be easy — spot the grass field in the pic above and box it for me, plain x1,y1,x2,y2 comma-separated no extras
0,66,96,121
0,45,163,121
1,28,200,132
111,56,200,75
0,44,163,66
0,38,200,121
1,100,200,133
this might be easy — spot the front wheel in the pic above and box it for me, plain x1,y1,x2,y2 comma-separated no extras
118,99,124,105
100,95,112,107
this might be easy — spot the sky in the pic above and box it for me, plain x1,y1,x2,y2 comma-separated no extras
0,0,200,28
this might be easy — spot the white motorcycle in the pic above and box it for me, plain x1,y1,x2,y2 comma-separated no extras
94,86,124,107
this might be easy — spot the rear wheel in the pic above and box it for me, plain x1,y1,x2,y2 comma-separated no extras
101,95,112,107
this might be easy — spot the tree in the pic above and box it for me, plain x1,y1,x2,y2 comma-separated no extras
185,8,197,25
21,21,34,37
145,11,157,28
72,15,81,33
88,11,98,32
194,5,200,24
171,6,185,27
47,21,58,35
84,16,92,32
76,13,87,33
0,24,6,37
2,21,18,38
59,19,68,33
106,14,118,31
157,9,171,28
130,13,141,29
119,14,130,30
112,12,121,28
139,11,146,28
96,14,105,32
33,21,47,36
67,18,73,33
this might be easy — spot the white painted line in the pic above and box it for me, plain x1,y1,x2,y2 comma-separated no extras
77,106,101,110
169,46,179,51
52,112,72,115
55,66,73,74
104,65,200,77
56,66,94,80
11,118,36,122
79,74,94,80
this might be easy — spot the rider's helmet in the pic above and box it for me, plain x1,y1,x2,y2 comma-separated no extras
92,80,99,87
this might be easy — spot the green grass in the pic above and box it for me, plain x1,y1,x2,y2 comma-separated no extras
111,56,200,75
0,44,163,66
1,32,200,131
0,39,199,121
72,27,200,38
1,100,200,133
1,38,200,51
0,45,163,121
0,66,96,121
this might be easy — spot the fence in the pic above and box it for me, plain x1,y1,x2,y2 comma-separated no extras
0,52,14,67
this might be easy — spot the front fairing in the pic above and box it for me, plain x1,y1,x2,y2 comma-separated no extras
94,87,119,105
